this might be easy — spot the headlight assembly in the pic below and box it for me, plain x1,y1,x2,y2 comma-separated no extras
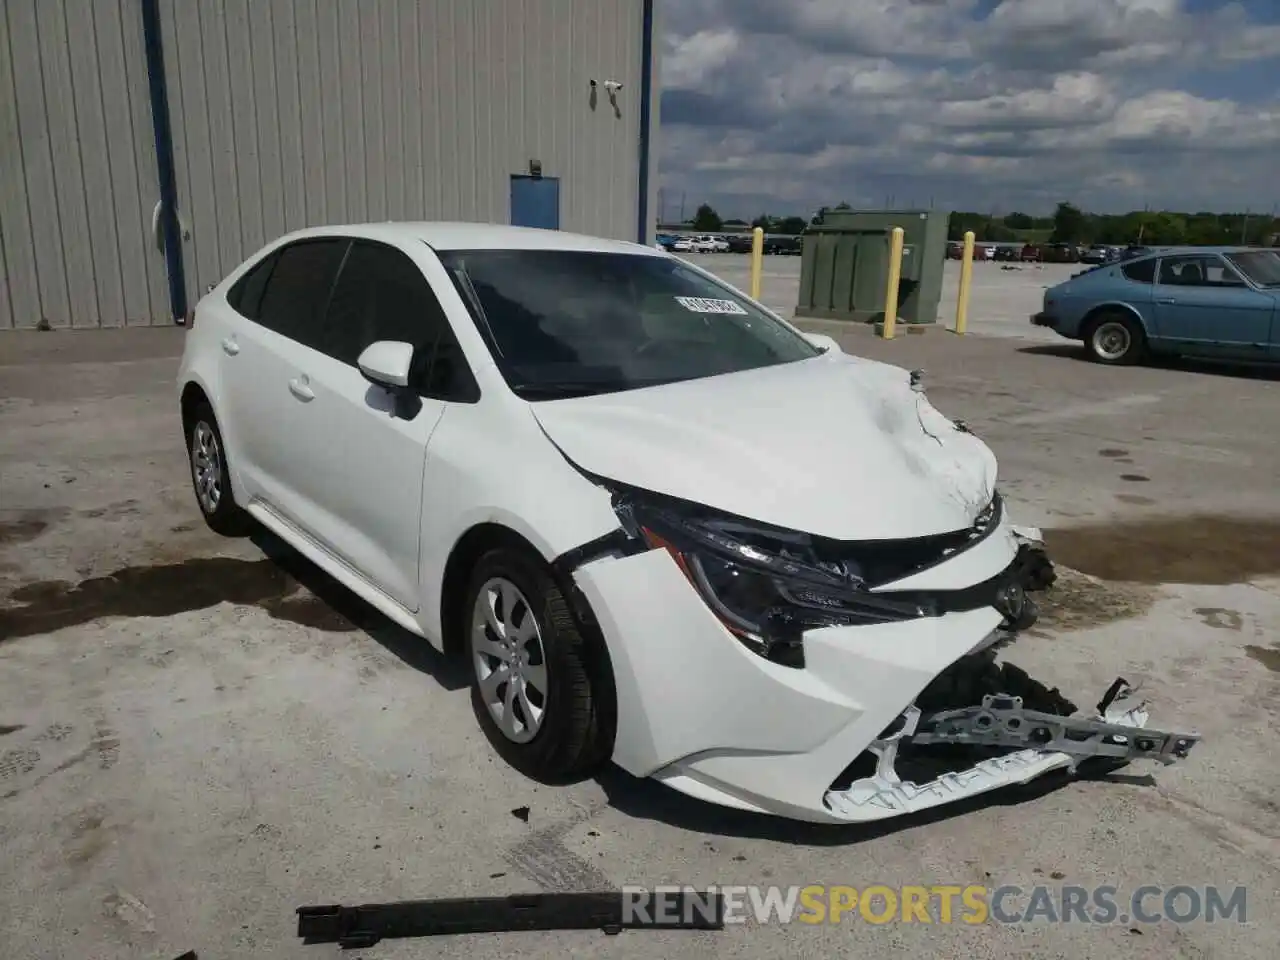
614,494,942,668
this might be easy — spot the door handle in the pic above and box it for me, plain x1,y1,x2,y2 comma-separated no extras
1156,297,1176,304
288,377,315,402
221,337,240,355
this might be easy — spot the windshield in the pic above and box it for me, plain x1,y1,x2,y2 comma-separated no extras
1225,250,1280,287
437,249,820,399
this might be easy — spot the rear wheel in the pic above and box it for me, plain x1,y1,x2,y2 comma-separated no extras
465,546,613,781
186,403,251,536
1084,311,1145,365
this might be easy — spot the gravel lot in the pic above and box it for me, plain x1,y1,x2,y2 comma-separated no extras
2,304,1279,958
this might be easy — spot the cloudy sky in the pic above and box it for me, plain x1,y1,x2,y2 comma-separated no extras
657,0,1280,219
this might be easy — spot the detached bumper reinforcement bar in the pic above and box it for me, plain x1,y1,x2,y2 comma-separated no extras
297,891,726,948
913,693,1200,765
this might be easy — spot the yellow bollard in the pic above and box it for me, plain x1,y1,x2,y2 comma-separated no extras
954,230,975,335
880,226,905,339
749,227,764,300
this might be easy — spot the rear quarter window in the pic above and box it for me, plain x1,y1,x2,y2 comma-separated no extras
1121,258,1156,283
226,252,278,320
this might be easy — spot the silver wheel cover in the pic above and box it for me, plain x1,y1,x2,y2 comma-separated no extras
471,577,548,744
191,421,223,514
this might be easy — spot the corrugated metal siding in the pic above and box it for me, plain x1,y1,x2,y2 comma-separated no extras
0,0,170,328
162,0,646,301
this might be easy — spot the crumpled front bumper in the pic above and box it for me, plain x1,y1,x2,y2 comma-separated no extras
571,516,1196,824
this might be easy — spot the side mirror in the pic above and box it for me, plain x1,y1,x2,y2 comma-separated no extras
357,340,415,389
803,332,840,354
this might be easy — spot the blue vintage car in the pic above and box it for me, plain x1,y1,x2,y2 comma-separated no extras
1031,246,1280,364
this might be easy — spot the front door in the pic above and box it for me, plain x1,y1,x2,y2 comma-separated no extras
1152,254,1274,359
510,175,561,230
292,239,465,610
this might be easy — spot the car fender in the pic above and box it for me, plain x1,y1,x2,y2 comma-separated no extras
416,402,620,647
177,306,249,503
1079,300,1151,340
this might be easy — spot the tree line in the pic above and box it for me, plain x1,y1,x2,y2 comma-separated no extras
669,201,1280,246
950,203,1280,247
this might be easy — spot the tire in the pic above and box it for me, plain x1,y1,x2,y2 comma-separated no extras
186,402,251,536
1083,311,1145,365
464,546,613,782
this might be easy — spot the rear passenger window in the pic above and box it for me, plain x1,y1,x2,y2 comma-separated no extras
227,251,278,320
1121,258,1155,283
256,239,349,348
323,241,478,401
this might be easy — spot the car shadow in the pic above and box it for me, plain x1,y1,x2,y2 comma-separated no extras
594,762,1149,845
1016,343,1280,381
248,527,469,691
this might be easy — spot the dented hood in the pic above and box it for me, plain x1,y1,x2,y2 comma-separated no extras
530,353,999,541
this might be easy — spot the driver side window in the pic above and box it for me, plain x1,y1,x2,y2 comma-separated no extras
1158,255,1245,288
322,241,478,401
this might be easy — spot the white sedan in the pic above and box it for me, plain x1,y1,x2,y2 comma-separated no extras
178,223,1198,823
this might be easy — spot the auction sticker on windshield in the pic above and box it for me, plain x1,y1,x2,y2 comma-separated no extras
675,296,748,315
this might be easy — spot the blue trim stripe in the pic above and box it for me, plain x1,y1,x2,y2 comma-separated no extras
140,0,188,322
637,0,655,244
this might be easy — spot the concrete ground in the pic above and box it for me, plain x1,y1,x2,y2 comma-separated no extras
681,251,1081,340
2,318,1279,959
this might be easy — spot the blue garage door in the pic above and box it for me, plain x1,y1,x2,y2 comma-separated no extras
510,175,561,230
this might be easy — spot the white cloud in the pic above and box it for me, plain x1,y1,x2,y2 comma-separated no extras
657,0,1280,214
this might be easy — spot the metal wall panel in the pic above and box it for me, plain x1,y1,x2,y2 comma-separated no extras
0,0,169,328
161,0,647,301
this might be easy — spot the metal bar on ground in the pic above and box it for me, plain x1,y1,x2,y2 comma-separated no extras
297,891,726,948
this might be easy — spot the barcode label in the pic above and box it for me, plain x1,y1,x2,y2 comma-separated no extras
674,296,748,315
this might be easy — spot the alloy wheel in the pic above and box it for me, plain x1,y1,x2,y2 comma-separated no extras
1092,320,1132,362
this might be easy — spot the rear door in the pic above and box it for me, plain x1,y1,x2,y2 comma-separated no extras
222,238,349,521
289,240,473,610
1152,254,1274,359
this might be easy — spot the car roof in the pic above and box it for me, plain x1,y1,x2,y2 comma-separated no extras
1133,245,1254,257
269,221,660,255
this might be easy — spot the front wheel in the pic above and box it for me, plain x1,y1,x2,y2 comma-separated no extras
465,546,613,782
1084,312,1145,365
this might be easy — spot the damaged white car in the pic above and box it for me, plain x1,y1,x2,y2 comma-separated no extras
177,223,1199,824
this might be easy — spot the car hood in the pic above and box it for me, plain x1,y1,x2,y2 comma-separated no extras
528,352,999,540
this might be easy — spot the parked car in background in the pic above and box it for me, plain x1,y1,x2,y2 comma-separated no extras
671,236,695,253
947,242,964,260
764,235,803,255
179,221,1197,823
1117,245,1152,262
654,234,679,252
726,233,754,254
1031,246,1280,365
692,235,729,253
1080,245,1111,265
1021,245,1042,262
1042,243,1080,264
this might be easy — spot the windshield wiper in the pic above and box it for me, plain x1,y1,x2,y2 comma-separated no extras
512,378,682,399
511,381,619,398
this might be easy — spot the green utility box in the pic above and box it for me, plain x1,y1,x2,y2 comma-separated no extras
795,209,949,326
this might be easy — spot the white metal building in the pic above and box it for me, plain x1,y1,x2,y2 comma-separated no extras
0,0,661,329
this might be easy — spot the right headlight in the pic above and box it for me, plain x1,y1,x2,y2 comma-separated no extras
614,493,934,668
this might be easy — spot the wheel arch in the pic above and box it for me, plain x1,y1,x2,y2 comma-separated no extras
1080,301,1150,340
180,379,211,437
438,519,621,760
